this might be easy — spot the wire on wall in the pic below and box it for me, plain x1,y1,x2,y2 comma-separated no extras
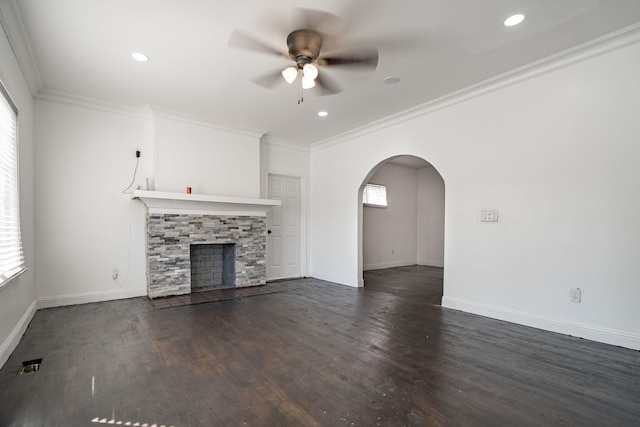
114,200,135,287
121,156,140,194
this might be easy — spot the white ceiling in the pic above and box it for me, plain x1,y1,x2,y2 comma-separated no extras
4,0,640,147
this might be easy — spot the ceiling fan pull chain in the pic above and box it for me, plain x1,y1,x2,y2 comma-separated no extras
298,79,303,104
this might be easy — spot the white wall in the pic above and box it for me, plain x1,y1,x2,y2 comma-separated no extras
310,36,640,349
153,114,260,197
417,166,445,267
259,140,309,198
34,101,264,306
0,24,37,368
363,163,418,270
35,100,150,305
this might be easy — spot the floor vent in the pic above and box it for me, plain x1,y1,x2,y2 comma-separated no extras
17,358,42,375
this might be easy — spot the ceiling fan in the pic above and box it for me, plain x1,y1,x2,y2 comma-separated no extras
228,8,379,102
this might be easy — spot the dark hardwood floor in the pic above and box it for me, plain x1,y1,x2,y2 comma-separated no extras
1,266,638,426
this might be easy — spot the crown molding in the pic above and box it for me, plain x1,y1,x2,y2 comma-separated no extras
310,23,640,153
0,0,43,97
37,90,150,118
36,91,267,139
260,134,310,153
149,105,265,139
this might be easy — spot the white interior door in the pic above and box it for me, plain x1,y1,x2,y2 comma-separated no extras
267,175,301,280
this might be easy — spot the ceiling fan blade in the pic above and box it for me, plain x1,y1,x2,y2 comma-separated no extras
251,70,286,89
317,48,378,69
315,73,342,95
335,0,373,37
228,30,287,59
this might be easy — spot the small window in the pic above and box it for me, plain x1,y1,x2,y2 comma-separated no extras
363,183,387,208
0,81,25,287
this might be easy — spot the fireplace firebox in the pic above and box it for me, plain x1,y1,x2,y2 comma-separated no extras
190,243,236,290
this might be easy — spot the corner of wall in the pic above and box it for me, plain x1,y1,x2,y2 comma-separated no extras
0,299,37,369
309,271,362,288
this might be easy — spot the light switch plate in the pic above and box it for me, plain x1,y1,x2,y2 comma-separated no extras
480,210,499,222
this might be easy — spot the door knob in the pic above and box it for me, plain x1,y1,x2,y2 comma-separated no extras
267,230,272,234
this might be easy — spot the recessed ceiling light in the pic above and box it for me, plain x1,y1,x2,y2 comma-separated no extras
131,52,149,62
318,111,329,117
504,14,525,27
383,76,401,85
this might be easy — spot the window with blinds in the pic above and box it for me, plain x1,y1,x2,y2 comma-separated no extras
0,82,25,287
363,183,388,208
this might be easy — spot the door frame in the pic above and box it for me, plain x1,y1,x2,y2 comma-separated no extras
265,171,308,280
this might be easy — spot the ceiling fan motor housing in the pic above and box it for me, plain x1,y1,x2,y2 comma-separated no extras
287,29,322,68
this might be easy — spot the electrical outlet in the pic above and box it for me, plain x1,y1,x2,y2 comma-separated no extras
112,268,119,280
570,288,581,303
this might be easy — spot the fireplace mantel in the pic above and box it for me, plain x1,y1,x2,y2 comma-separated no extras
131,190,280,216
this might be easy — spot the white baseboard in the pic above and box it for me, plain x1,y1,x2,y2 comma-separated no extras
442,297,640,350
37,288,147,309
417,259,444,268
363,260,416,271
309,272,361,288
0,300,37,370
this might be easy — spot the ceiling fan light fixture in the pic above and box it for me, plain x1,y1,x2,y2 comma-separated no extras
302,76,316,89
282,66,298,84
303,63,318,80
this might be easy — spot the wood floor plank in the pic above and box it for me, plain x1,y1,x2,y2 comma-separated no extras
0,266,638,426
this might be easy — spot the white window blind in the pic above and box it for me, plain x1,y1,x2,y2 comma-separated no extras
363,183,387,207
0,82,25,286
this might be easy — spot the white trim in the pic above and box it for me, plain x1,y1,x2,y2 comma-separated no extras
37,90,149,119
0,266,27,290
267,275,303,282
442,297,640,350
310,24,640,152
261,135,310,153
145,208,267,217
363,260,416,271
417,260,444,268
131,190,280,216
0,0,43,96
0,78,25,288
0,299,37,369
310,272,362,288
37,288,147,310
150,105,265,138
34,96,266,140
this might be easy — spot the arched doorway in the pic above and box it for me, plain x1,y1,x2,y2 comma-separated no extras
358,155,445,303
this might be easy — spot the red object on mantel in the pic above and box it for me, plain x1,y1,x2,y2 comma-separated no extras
186,187,191,194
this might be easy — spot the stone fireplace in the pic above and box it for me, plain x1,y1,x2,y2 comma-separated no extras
132,190,280,299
